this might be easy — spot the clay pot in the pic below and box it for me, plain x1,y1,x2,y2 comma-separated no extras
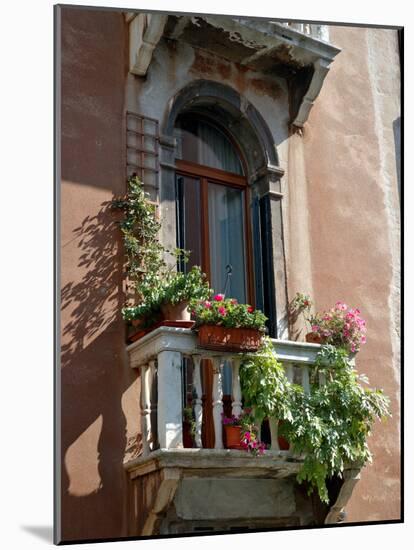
277,420,290,450
160,300,191,321
224,425,243,449
197,325,263,352
305,332,323,344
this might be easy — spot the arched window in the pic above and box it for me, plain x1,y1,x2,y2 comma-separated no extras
174,114,253,305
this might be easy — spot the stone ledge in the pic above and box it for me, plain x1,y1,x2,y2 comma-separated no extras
124,448,303,480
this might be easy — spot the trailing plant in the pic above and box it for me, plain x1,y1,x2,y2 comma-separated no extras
113,176,211,322
112,175,165,300
239,337,292,426
240,339,390,503
191,295,267,331
280,344,391,503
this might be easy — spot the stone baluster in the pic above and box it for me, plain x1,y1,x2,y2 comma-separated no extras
148,359,157,450
251,406,262,441
192,355,203,449
284,363,294,454
157,350,183,449
231,357,243,418
285,363,294,383
140,364,151,457
212,357,224,449
302,365,310,395
269,417,280,451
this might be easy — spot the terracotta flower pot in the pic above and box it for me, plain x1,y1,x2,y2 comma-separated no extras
197,325,263,352
160,300,191,322
224,425,243,449
305,332,323,344
277,420,290,450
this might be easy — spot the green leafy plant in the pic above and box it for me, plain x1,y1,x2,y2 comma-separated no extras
280,345,391,503
113,176,165,296
113,177,211,323
161,265,210,307
191,294,267,331
240,337,292,425
240,339,390,504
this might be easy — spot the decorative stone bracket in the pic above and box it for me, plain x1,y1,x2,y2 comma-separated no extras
126,13,340,126
127,13,168,76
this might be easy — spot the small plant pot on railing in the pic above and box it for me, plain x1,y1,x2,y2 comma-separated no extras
305,332,324,344
224,425,243,450
197,325,263,352
160,300,191,322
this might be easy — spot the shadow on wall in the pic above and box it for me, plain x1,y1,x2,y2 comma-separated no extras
60,202,138,541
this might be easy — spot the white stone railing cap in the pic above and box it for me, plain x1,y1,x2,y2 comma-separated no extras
127,326,321,368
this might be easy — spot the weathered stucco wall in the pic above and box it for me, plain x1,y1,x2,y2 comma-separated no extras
126,37,290,169
59,7,140,542
59,8,401,541
302,25,401,521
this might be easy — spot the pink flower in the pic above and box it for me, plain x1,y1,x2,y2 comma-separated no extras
311,325,319,332
218,306,227,316
204,301,212,309
214,294,224,302
361,335,367,344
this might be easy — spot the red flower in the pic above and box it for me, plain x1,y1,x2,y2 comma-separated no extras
247,306,254,313
214,294,224,302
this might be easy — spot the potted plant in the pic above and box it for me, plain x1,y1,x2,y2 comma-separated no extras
222,413,244,449
289,293,322,343
240,337,293,449
290,293,368,353
113,177,211,337
159,263,211,322
222,411,266,454
191,295,267,352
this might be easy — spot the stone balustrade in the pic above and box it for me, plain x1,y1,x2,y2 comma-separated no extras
280,22,330,42
127,326,323,457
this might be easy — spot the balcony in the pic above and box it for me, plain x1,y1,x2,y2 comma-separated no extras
124,327,360,535
128,13,341,126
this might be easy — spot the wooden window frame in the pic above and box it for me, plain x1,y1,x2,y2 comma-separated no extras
175,158,255,306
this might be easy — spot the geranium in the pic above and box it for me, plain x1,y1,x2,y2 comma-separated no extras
190,295,267,331
240,429,266,456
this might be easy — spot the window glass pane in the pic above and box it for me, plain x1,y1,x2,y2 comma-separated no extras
208,182,246,302
175,175,202,270
174,116,243,175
